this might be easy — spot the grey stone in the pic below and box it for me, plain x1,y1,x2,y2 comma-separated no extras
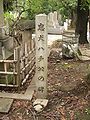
33,99,48,112
0,98,13,113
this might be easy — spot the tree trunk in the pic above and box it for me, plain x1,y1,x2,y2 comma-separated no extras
75,0,89,44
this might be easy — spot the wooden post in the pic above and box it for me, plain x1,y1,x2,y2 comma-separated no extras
14,47,20,86
35,14,48,99
2,46,8,85
25,42,28,74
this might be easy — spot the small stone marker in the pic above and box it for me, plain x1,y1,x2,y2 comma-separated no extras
53,11,59,28
48,12,54,27
35,14,48,99
0,98,13,113
64,22,68,31
33,99,48,112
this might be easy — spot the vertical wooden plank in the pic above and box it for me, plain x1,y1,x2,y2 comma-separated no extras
13,62,16,85
35,14,48,99
14,47,20,86
20,45,24,80
30,30,32,50
25,42,28,74
2,46,8,85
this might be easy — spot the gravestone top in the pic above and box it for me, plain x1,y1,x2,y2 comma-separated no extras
16,20,35,31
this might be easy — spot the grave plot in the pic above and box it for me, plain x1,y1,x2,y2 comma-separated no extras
0,12,49,113
0,13,49,114
0,24,36,112
0,0,35,88
0,0,36,112
0,24,35,87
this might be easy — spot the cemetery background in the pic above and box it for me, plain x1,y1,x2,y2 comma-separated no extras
0,0,90,119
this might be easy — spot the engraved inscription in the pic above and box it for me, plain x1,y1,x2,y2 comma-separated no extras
38,87,44,92
38,23,45,31
38,76,44,81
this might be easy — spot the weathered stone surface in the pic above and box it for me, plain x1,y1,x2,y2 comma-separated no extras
62,32,79,58
80,56,90,61
33,99,48,112
35,14,48,99
48,26,64,35
48,11,59,28
79,48,90,57
34,104,43,112
16,20,35,31
33,99,48,107
0,91,34,101
48,12,54,27
0,48,13,60
0,98,13,113
53,11,59,28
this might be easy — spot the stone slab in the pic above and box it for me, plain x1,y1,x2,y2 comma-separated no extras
0,98,13,113
33,99,48,107
0,48,13,60
48,26,64,35
80,56,90,61
25,77,36,95
79,48,90,57
0,90,34,101
0,77,35,101
35,14,47,98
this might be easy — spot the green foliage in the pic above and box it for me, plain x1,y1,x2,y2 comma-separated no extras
4,0,77,20
3,0,90,21
80,0,89,10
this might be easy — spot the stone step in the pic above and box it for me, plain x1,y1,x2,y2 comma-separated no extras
0,98,13,113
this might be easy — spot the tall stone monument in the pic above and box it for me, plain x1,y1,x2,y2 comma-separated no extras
35,14,48,99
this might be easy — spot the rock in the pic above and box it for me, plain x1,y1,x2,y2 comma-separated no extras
33,99,48,112
34,104,43,112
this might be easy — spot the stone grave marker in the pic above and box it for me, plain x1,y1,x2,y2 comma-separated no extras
48,12,54,27
35,14,48,99
58,13,62,25
53,11,59,28
64,21,68,31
